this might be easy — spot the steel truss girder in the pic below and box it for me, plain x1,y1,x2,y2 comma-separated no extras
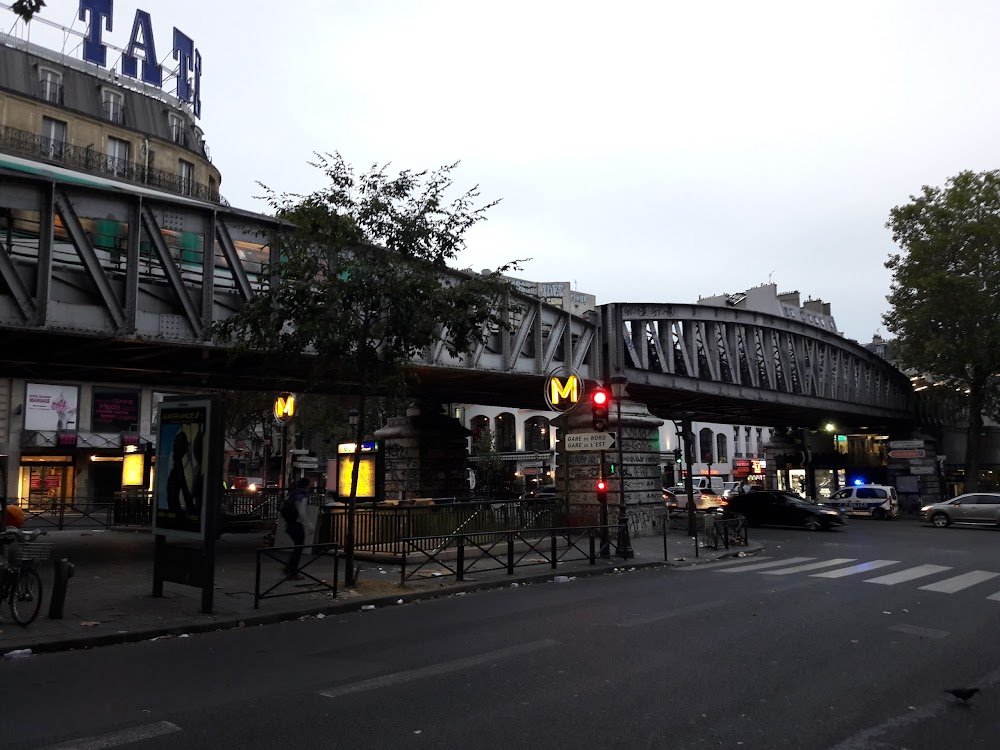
424,281,598,381
603,302,914,423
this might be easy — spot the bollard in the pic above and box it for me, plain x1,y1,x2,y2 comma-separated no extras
48,558,74,619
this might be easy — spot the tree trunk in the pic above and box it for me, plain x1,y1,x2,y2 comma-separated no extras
964,383,985,492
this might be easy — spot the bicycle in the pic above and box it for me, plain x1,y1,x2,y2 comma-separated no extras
0,527,48,626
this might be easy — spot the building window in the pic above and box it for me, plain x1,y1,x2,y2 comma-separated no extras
102,89,125,125
39,68,63,104
524,416,550,452
178,159,195,195
755,427,764,457
106,137,130,177
715,433,728,464
469,415,490,454
495,412,516,452
40,116,67,161
169,113,188,147
744,426,752,457
733,426,741,458
699,427,714,463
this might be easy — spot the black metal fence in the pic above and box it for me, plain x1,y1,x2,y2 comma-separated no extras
399,525,619,583
319,500,562,556
254,542,339,608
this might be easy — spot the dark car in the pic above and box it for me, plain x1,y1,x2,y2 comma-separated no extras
725,490,846,530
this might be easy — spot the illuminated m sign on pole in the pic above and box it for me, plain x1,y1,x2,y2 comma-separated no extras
544,371,581,412
273,393,296,424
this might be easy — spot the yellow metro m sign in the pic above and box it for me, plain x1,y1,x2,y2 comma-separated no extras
544,374,581,412
274,393,296,424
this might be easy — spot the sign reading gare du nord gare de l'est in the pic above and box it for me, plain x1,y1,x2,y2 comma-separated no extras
76,0,204,117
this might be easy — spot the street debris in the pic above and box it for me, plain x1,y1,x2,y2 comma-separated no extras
80,621,101,627
396,599,404,605
3,649,32,660
179,634,190,638
361,604,376,611
553,576,571,583
316,613,326,619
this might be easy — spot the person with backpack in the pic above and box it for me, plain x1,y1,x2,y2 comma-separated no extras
281,477,312,578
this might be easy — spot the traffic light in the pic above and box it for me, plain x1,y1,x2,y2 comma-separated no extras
596,478,607,492
591,387,610,430
673,447,682,464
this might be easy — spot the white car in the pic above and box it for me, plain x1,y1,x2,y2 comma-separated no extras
828,485,899,520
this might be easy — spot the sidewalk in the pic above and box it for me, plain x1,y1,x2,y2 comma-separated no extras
0,527,762,656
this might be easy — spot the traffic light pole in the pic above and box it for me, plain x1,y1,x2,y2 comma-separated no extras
610,377,633,560
683,419,697,538
598,450,610,558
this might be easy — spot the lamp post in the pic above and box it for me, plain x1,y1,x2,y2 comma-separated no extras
609,376,633,559
344,408,360,587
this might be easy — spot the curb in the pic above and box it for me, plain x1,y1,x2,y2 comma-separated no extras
1,543,763,657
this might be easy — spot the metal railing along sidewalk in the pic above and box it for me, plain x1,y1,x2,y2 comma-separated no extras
254,543,339,609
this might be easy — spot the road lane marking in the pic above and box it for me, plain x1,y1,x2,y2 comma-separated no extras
759,558,856,575
318,639,558,699
37,721,181,750
810,560,899,578
864,564,951,585
919,570,999,593
714,557,815,573
618,599,727,628
676,556,773,570
889,624,950,639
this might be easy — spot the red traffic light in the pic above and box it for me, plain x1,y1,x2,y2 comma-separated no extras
591,387,611,430
591,389,609,406
596,479,607,492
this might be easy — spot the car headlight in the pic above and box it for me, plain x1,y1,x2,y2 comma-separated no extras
920,506,931,513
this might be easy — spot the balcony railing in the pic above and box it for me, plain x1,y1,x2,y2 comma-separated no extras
0,124,225,204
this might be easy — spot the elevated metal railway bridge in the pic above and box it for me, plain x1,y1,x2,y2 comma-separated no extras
0,158,915,431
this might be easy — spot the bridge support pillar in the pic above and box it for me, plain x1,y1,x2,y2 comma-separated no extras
553,393,664,538
374,402,471,502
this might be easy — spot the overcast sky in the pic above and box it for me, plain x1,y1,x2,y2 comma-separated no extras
13,1,1000,343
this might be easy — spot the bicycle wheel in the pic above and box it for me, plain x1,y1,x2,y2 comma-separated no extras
10,567,43,626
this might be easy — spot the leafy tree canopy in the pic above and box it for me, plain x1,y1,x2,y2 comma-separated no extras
215,153,521,400
11,0,45,23
884,169,1000,489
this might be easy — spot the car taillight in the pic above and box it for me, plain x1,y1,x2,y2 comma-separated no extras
719,499,729,506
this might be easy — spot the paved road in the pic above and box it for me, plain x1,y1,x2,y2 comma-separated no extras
4,517,1000,750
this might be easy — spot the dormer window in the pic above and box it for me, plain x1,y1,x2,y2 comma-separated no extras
102,89,125,125
168,112,188,147
39,68,63,104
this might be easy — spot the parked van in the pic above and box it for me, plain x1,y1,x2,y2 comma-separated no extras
827,485,898,520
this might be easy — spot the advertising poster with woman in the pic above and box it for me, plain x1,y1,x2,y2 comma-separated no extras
153,399,211,539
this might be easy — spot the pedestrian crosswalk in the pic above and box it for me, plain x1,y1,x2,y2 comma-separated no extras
698,555,1000,600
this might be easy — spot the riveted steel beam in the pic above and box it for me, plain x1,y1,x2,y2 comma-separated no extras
53,189,127,330
139,203,203,338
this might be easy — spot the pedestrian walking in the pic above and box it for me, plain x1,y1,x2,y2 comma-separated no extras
280,478,313,579
739,478,752,495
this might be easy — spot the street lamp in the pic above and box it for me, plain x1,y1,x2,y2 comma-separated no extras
345,408,360,587
609,376,633,560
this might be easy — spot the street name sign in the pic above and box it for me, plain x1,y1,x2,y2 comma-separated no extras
888,449,925,459
565,432,617,451
888,440,924,450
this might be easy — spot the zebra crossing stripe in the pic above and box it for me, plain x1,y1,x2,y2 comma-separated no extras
715,556,815,573
810,560,899,578
761,558,857,575
865,564,951,585
919,570,1000,593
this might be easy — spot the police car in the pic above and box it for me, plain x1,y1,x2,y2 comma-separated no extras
827,485,899,520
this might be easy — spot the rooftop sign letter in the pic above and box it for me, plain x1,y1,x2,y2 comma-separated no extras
79,0,113,68
122,10,162,86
